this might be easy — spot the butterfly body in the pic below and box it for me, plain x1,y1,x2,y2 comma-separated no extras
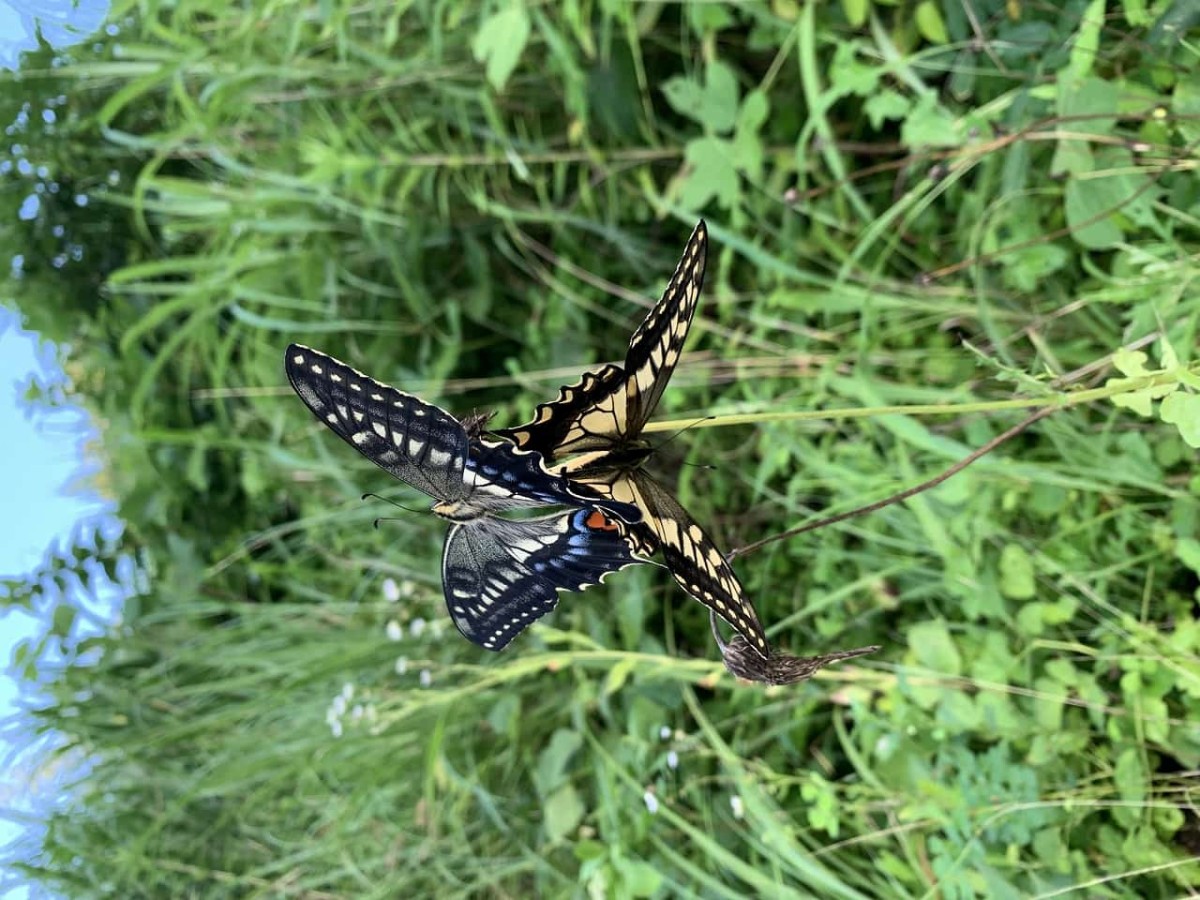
496,221,771,659
286,343,646,650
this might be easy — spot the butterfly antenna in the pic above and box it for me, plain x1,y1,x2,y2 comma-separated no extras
361,492,423,514
651,415,716,453
728,406,1057,560
372,516,407,530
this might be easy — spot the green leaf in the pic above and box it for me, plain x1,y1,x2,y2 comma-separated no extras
1064,175,1123,248
1112,748,1145,829
1067,0,1107,79
828,41,879,98
661,77,706,124
914,1,949,43
535,729,583,797
617,859,663,898
573,839,606,862
900,95,962,148
678,136,739,209
1110,382,1176,417
1175,537,1200,575
908,619,962,675
1113,348,1151,377
841,0,869,27
864,89,911,130
732,91,768,179
543,784,585,843
998,544,1036,600
1160,392,1200,448
603,657,636,695
472,4,531,91
660,60,740,133
701,60,740,133
1173,71,1200,144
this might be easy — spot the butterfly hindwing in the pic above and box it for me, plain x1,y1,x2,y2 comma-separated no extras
443,508,644,650
589,468,770,659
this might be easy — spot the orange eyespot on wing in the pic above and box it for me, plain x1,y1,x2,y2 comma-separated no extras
585,510,620,532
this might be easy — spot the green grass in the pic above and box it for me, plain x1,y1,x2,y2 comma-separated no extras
3,0,1200,897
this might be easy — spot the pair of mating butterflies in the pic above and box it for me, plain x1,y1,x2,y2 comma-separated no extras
287,221,876,681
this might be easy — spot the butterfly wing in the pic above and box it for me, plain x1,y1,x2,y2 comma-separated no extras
287,343,641,524
465,436,640,522
572,467,769,659
621,218,707,435
711,612,880,686
286,343,469,503
496,220,707,458
442,508,647,651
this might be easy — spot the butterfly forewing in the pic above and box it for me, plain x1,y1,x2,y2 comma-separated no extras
287,343,640,524
497,220,707,455
622,219,707,435
286,343,470,503
443,508,645,650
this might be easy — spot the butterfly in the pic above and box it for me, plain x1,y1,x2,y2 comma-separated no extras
285,343,648,651
709,612,879,685
495,220,771,659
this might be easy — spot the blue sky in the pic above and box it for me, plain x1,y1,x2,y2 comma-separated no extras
0,308,115,890
2,1,117,888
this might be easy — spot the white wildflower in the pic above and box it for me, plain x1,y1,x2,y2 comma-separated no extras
643,791,659,815
666,750,679,770
395,656,409,676
385,620,403,642
730,795,744,820
410,617,427,638
382,578,401,603
419,669,432,688
659,726,671,740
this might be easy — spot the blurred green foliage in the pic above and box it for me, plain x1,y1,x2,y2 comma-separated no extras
2,0,1199,896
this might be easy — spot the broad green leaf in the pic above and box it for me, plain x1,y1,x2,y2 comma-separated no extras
1110,382,1176,417
678,136,739,208
702,60,740,133
543,784,585,843
1113,348,1151,377
1174,71,1200,144
1160,392,1200,447
841,0,869,27
732,91,768,178
1064,176,1123,248
998,544,1036,600
864,89,911,129
535,729,583,797
914,1,949,43
1067,0,1107,79
900,95,962,148
1175,538,1200,575
660,60,740,133
908,619,962,675
661,76,706,124
617,859,663,897
472,5,531,91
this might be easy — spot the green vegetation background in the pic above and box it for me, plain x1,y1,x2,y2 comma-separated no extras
4,0,1200,896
